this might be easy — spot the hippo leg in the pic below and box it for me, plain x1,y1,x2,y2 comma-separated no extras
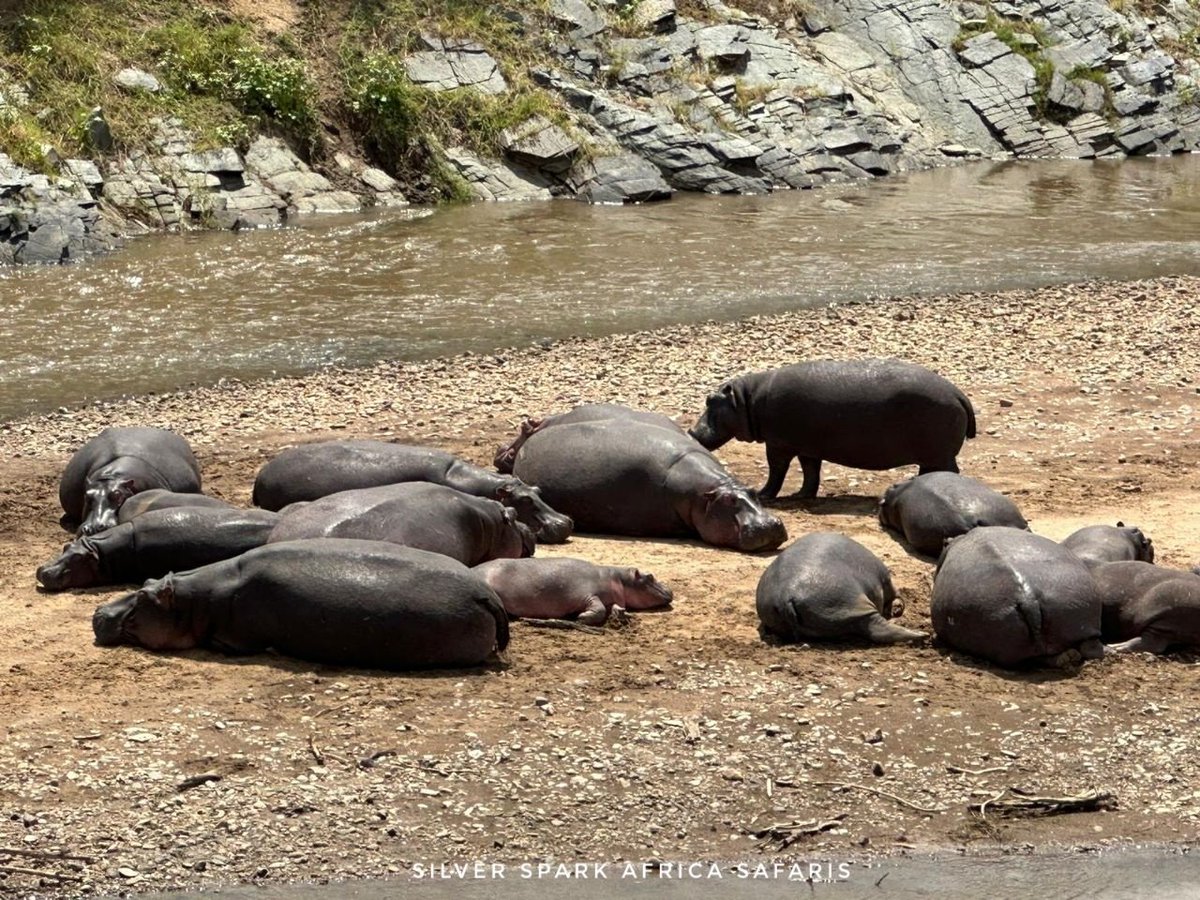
759,444,795,500
576,596,609,626
1106,633,1171,655
796,456,822,498
863,614,927,644
919,459,960,475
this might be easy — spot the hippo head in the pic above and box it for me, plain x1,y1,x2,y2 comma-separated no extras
496,508,538,559
877,483,904,531
1115,521,1155,563
496,480,573,544
79,475,139,536
36,538,102,591
688,382,748,451
694,484,787,552
617,568,674,610
92,576,198,651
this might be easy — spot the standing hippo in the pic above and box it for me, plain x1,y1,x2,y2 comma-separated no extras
878,472,1029,556
1061,523,1154,566
1092,561,1200,653
756,533,926,645
60,427,202,535
510,419,786,552
688,359,976,499
268,482,535,566
475,557,674,624
118,489,236,524
252,441,572,543
931,527,1104,668
92,539,508,669
494,404,683,473
37,507,279,591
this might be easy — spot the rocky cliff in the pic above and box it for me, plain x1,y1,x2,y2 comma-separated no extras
1,0,1197,263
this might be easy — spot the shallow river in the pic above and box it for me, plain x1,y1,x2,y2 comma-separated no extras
2,156,1198,422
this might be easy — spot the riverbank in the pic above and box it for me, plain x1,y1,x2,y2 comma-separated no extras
1,275,1199,896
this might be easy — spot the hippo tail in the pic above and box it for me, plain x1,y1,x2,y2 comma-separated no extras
957,390,977,439
480,589,510,652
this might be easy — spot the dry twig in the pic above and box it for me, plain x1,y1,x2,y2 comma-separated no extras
0,863,82,882
814,781,945,814
753,813,846,851
974,787,1117,819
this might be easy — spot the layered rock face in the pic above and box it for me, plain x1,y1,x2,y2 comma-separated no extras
2,0,1197,262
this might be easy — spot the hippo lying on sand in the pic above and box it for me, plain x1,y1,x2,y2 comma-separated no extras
689,359,976,499
60,427,202,535
878,472,1028,556
1061,523,1154,566
932,527,1104,668
118,489,235,524
93,539,508,669
269,483,535,566
756,533,926,645
1093,561,1200,654
510,418,786,552
495,404,682,474
253,441,572,543
475,557,674,624
37,507,279,591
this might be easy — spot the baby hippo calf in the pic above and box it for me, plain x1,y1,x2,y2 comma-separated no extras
878,472,1028,556
756,533,926,645
475,557,674,624
1061,523,1154,566
1093,561,1200,654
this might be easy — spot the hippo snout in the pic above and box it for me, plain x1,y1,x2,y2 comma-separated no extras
36,560,67,591
739,516,788,552
92,601,129,646
687,424,720,450
537,512,574,544
78,511,117,536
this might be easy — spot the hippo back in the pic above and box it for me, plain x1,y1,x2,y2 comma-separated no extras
931,527,1101,668
118,489,236,524
511,420,718,536
233,539,508,668
253,441,459,510
880,472,1028,555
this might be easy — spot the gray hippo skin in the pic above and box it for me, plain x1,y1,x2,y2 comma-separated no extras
60,427,202,535
1061,523,1154,566
475,557,674,624
92,539,509,669
118,489,235,524
878,472,1029,556
688,359,976,499
931,527,1104,669
253,440,572,543
37,507,279,591
510,419,786,552
1093,561,1200,653
495,404,683,473
756,533,926,645
268,482,535,566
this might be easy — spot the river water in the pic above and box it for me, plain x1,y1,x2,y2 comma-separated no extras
2,156,1198,422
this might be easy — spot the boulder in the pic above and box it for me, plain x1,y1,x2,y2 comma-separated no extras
113,68,162,93
500,116,580,174
571,153,673,203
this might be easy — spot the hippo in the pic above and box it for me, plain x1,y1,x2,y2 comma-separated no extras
878,472,1029,556
268,482,535,566
60,427,202,535
475,557,674,624
495,404,683,474
756,533,926,645
1092,561,1200,653
931,527,1104,668
92,539,508,669
1061,523,1155,566
37,507,279,591
118,489,236,524
688,359,976,499
510,418,786,552
252,441,572,543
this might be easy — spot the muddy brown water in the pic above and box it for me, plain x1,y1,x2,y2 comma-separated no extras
2,156,1198,422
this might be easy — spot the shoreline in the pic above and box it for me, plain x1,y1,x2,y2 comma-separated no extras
1,274,1198,896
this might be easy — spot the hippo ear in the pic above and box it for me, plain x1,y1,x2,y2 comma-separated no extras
147,577,176,611
495,484,513,500
1116,520,1125,528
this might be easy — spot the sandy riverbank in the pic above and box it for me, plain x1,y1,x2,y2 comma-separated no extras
1,275,1198,896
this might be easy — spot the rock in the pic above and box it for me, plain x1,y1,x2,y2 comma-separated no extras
549,0,607,39
62,159,104,189
958,34,1012,68
360,167,399,193
695,25,752,68
179,148,244,175
630,0,676,33
85,108,114,154
18,218,69,264
113,68,162,93
404,41,508,94
570,152,673,203
500,116,580,174
444,147,554,201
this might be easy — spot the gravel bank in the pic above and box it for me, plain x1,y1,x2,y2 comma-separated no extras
0,275,1198,897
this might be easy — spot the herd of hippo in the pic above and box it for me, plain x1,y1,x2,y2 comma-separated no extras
39,357,1199,671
